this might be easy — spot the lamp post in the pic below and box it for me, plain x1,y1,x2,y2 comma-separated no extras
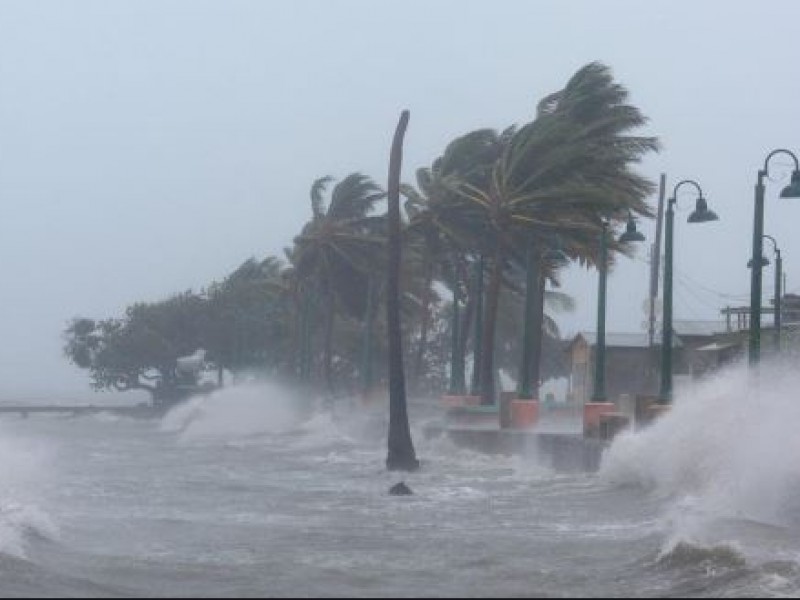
590,215,646,403
748,150,800,365
659,180,719,404
749,235,782,354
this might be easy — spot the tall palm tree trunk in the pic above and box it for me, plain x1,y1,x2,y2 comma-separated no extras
456,259,474,367
323,291,335,395
412,257,435,389
529,272,547,400
360,277,376,395
386,110,419,472
480,240,504,406
470,255,484,395
295,293,307,378
456,265,475,386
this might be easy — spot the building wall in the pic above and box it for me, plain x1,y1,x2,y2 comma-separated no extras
599,347,651,404
568,340,661,405
568,339,591,405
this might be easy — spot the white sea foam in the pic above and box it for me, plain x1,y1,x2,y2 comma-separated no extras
601,359,800,559
160,381,312,441
0,425,57,557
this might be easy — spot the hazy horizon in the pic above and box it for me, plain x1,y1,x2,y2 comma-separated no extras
1,0,799,399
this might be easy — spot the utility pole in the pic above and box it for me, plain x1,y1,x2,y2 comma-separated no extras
648,174,666,347
647,174,666,395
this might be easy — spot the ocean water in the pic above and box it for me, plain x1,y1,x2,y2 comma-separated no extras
0,367,798,597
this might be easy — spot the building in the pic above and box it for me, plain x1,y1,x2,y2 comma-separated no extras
565,321,729,405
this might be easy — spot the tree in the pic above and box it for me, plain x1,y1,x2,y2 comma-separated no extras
203,256,291,383
386,110,419,472
291,173,386,394
64,292,210,405
446,62,658,405
402,129,511,396
490,264,574,391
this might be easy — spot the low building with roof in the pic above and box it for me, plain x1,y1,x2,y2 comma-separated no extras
565,320,730,405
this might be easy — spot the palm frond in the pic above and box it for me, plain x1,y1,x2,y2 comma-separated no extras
310,176,334,219
327,173,384,220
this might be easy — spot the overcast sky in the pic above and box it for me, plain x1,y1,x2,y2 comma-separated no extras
1,0,799,399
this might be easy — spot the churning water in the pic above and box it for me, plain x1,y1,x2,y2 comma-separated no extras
0,365,798,597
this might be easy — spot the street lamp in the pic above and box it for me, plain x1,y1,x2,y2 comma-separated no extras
748,149,800,365
591,214,645,402
748,234,782,354
659,180,719,404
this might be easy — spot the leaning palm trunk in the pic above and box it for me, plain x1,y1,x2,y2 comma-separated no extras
454,256,474,387
528,272,547,400
480,240,504,406
360,278,377,395
457,284,474,385
470,255,484,395
293,293,307,378
386,110,419,472
412,257,435,390
323,291,335,395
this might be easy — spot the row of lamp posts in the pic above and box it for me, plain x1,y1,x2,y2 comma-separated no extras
589,148,800,417
444,148,800,427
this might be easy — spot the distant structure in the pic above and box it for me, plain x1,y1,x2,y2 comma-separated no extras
565,320,735,406
176,348,207,376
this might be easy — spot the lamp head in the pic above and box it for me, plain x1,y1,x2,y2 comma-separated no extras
780,170,800,198
747,256,770,269
687,196,719,223
618,215,646,243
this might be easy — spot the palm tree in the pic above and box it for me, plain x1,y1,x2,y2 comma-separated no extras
447,62,659,405
491,268,575,391
291,173,386,395
402,169,447,390
203,256,291,383
402,130,512,396
386,110,419,472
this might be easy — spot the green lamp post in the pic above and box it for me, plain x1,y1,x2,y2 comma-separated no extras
659,180,719,404
748,150,800,366
590,215,646,403
748,234,782,354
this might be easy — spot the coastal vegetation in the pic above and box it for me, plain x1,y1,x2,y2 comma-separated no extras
63,62,658,421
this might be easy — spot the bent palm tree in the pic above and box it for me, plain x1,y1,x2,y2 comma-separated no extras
291,173,386,394
448,62,659,405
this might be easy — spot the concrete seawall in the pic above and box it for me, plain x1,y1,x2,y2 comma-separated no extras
0,404,167,419
423,424,610,473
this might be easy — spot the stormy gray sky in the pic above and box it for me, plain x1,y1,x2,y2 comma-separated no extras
1,0,799,399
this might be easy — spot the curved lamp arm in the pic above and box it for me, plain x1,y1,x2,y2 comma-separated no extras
763,234,779,256
669,179,704,206
762,149,800,176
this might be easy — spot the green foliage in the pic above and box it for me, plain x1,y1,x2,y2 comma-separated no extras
63,291,207,399
204,256,292,375
64,61,659,403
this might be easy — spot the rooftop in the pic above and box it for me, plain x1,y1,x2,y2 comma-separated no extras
571,332,681,349
673,320,728,337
